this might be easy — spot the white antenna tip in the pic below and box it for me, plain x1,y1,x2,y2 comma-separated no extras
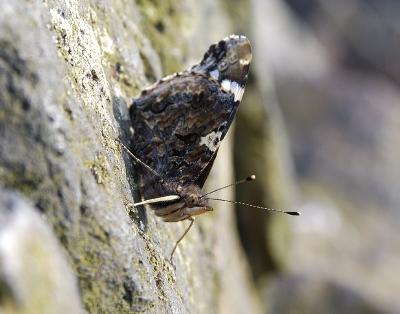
247,175,256,181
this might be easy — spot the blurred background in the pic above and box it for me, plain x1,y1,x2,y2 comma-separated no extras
231,0,400,313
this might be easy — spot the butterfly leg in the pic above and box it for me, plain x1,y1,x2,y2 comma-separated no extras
170,217,195,264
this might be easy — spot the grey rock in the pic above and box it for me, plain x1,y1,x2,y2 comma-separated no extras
0,0,259,313
0,189,84,314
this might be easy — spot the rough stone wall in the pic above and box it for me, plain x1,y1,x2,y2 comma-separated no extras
0,1,258,313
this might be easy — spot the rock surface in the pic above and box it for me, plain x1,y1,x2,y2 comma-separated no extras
0,0,258,313
0,189,84,314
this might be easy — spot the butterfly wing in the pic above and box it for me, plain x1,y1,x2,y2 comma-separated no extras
130,73,233,186
130,35,252,189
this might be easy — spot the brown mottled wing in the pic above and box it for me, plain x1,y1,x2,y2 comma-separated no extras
130,72,238,187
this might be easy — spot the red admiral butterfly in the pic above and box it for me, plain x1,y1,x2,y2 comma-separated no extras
122,35,298,262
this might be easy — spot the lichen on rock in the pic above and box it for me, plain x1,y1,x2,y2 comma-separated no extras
0,0,259,313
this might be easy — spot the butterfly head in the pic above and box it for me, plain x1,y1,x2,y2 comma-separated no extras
176,184,213,216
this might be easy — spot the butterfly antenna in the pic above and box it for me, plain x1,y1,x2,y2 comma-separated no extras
205,197,300,216
201,175,256,198
116,138,162,179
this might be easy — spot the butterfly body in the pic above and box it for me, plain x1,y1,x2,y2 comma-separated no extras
129,35,252,223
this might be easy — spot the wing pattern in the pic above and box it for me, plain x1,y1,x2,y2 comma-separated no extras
129,35,252,199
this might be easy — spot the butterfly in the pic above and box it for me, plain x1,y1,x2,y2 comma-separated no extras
125,35,251,259
123,35,298,262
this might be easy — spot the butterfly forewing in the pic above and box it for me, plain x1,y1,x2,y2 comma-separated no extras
129,35,252,209
131,73,237,186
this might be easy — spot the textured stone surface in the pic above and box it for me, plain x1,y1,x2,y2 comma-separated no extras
0,189,84,314
0,0,258,313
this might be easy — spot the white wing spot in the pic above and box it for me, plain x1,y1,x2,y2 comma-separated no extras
199,131,222,152
230,81,245,102
210,69,219,80
221,79,231,93
240,58,250,66
227,34,240,40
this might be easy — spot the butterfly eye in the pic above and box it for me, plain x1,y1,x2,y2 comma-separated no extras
217,59,229,72
186,194,197,207
176,186,183,193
